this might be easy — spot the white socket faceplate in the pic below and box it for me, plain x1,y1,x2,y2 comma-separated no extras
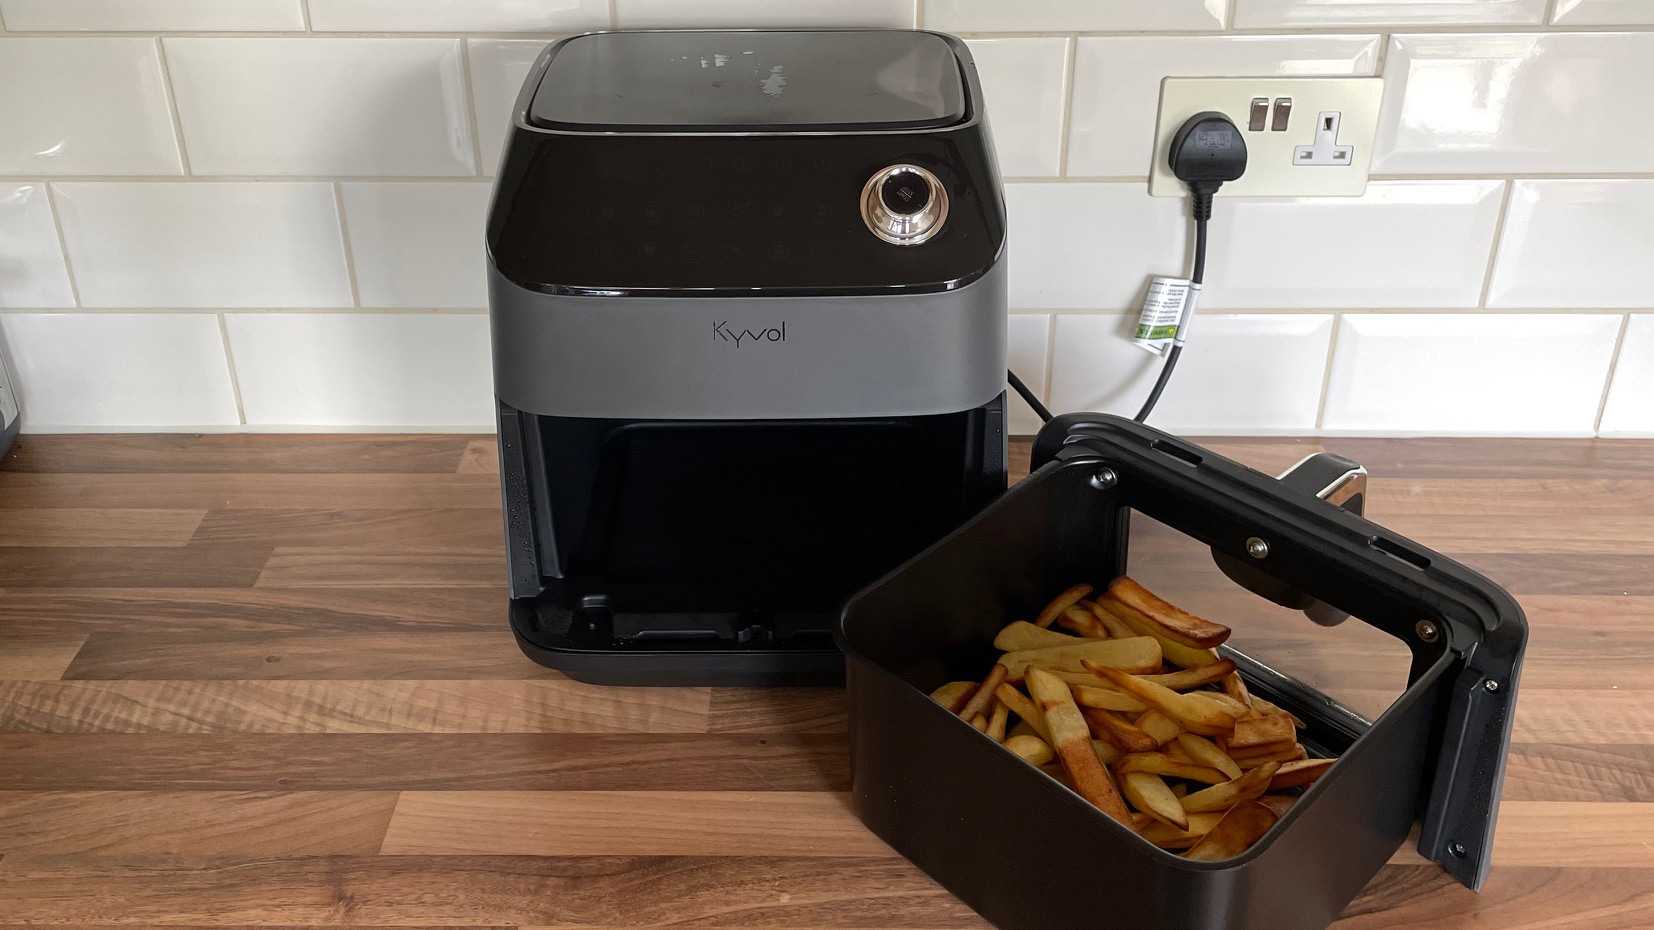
1148,77,1385,198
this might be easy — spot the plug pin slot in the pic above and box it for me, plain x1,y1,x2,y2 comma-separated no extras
1271,97,1293,131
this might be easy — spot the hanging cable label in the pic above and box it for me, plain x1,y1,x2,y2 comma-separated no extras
1133,277,1200,356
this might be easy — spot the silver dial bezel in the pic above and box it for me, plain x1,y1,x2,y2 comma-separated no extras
861,164,949,246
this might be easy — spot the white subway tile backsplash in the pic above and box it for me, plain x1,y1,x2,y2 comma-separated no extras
927,0,1224,31
0,313,238,428
1005,183,1186,311
1599,315,1654,436
164,38,475,177
1488,180,1654,309
615,0,914,27
341,182,490,309
468,39,550,178
1552,0,1654,24
1049,314,1334,433
1374,33,1654,174
0,39,183,176
1007,181,1500,312
1007,314,1052,435
54,182,352,308
308,0,607,31
226,312,494,427
0,184,75,309
1206,180,1505,309
1233,0,1544,27
0,0,304,30
965,38,1070,179
1323,314,1622,434
1067,36,1381,178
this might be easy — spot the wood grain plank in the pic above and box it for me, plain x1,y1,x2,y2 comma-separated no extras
1312,437,1654,480
0,791,398,856
2,434,472,474
381,791,886,857
707,687,847,733
1383,802,1654,868
0,472,500,510
1503,744,1654,802
1366,478,1654,515
0,733,849,791
0,637,87,681
189,510,502,548
1375,513,1654,555
0,543,273,588
0,855,986,926
0,509,205,547
1334,866,1654,930
1457,553,1654,596
255,548,504,587
60,631,552,680
0,680,711,734
0,588,501,636
1513,691,1654,743
455,440,496,474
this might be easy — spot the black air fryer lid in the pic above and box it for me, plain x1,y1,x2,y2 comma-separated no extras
529,30,968,132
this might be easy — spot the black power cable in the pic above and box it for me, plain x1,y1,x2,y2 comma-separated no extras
1007,368,1051,423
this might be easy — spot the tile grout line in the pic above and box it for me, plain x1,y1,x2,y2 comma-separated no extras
332,181,365,308
40,184,84,308
1056,36,1079,178
1591,313,1632,435
608,0,618,28
915,0,925,29
1312,314,1344,430
1543,0,1563,26
153,37,195,176
1477,180,1517,309
8,173,1654,185
458,39,487,176
1224,0,1237,31
6,26,1654,40
300,0,314,31
217,312,248,425
0,306,488,315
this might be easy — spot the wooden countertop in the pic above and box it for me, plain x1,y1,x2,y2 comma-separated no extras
0,433,1649,928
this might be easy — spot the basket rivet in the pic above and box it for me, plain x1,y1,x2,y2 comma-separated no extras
1245,537,1269,559
1449,842,1467,858
1484,679,1500,693
1415,620,1440,643
1090,467,1118,490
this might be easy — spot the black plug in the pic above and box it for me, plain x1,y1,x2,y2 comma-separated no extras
1169,111,1246,220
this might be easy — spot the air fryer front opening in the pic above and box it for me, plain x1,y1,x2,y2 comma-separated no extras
508,404,1005,681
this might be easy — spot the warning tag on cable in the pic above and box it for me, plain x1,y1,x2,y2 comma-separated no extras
1133,276,1200,356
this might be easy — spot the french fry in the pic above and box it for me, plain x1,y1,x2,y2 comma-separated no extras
1009,720,1040,741
1034,583,1094,629
1227,713,1297,751
1134,709,1184,746
1186,691,1251,718
1140,812,1225,849
1027,667,1133,824
1055,606,1109,638
986,700,1009,742
1071,683,1148,714
969,713,988,732
958,663,1008,722
1005,733,1055,766
1183,801,1279,861
1108,577,1232,648
1249,694,1307,728
1083,707,1160,753
1121,771,1188,830
1088,600,1136,638
1180,762,1281,813
1170,782,1189,798
1115,752,1229,785
1222,671,1252,707
995,621,1084,653
1098,595,1221,669
1092,738,1122,766
1040,763,1076,790
1085,664,1238,738
1269,757,1335,791
1238,745,1307,770
930,681,977,714
995,683,1052,743
1164,742,1195,764
1175,733,1243,781
1256,794,1298,818
1139,659,1237,690
1000,637,1162,681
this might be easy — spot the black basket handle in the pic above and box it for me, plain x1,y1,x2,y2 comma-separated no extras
1031,413,1525,891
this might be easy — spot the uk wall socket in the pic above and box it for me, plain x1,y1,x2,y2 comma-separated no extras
1148,77,1384,198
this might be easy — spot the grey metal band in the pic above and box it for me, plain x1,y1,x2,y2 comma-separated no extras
490,261,1008,420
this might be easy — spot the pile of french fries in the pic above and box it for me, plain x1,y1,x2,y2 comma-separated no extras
931,576,1334,860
